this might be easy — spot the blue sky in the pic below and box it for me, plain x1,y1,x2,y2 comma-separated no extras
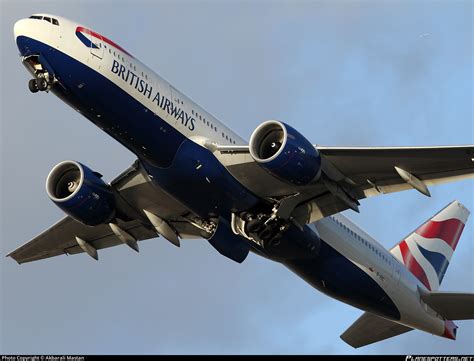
1,0,473,355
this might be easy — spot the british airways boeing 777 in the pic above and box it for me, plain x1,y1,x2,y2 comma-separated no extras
9,14,474,348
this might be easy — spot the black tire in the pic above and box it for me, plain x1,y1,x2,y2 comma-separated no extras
259,226,276,241
28,79,39,93
37,78,48,91
246,219,263,234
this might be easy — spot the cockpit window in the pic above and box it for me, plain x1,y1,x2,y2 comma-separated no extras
28,15,59,25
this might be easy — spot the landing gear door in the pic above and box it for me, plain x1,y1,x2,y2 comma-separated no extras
90,32,104,60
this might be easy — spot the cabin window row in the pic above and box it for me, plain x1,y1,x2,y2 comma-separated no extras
333,218,392,265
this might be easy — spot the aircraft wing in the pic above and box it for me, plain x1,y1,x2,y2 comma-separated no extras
316,145,474,197
7,160,209,264
340,312,412,348
7,216,156,264
215,145,474,222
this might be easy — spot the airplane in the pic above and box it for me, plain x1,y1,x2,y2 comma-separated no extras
9,14,474,348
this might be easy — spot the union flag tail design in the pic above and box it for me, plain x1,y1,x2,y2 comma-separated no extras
390,200,470,291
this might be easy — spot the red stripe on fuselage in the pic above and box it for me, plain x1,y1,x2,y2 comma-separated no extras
399,241,432,290
415,218,465,250
76,26,133,58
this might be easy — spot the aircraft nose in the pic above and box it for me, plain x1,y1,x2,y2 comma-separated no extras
13,19,28,40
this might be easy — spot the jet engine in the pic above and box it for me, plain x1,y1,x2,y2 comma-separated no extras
249,120,321,185
46,161,116,226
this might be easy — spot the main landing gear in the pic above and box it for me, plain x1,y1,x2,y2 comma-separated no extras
28,77,48,93
22,55,56,94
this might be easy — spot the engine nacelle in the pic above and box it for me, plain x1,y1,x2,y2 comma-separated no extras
46,161,116,226
249,120,321,185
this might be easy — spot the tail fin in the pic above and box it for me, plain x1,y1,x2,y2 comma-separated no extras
390,200,469,291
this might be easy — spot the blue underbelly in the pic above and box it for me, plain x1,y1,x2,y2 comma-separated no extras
16,36,260,217
284,240,401,320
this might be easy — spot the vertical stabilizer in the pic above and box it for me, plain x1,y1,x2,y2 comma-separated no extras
390,200,469,291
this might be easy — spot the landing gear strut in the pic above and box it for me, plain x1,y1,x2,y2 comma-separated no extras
232,209,290,249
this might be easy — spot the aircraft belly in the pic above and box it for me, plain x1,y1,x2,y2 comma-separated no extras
16,35,261,218
284,240,401,321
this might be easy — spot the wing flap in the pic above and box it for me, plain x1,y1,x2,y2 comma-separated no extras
340,312,412,348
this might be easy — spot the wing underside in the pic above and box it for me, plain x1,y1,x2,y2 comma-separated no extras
216,145,474,222
8,145,474,263
7,161,209,264
7,217,157,264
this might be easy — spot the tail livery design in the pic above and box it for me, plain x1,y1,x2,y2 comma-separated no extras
391,200,469,291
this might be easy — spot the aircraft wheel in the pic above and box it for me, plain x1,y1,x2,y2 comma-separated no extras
246,218,263,234
28,79,39,93
37,78,48,91
259,225,277,242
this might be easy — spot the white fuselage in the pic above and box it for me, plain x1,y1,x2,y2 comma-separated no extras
313,215,447,336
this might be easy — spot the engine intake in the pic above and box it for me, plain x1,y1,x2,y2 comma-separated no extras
46,161,116,226
249,120,321,185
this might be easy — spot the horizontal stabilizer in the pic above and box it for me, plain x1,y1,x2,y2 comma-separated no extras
419,289,474,320
341,312,412,348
